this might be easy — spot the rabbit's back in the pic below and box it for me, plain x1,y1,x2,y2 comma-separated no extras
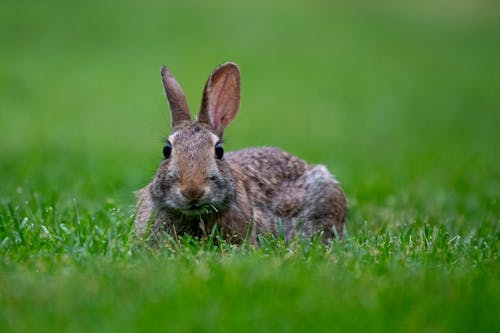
226,147,347,241
226,147,309,188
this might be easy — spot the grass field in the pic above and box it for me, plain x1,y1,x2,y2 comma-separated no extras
1,0,499,332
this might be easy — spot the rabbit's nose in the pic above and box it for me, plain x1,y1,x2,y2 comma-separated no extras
180,186,205,201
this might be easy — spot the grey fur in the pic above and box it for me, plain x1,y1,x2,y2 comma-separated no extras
136,63,347,244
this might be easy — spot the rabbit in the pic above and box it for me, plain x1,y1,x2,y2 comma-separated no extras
135,62,347,244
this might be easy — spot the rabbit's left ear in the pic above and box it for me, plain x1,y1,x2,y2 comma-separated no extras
198,62,240,138
161,66,192,128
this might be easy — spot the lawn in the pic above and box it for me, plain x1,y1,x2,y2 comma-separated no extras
1,0,499,332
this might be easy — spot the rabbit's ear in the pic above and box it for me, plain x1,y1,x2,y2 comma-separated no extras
161,66,191,128
198,62,240,138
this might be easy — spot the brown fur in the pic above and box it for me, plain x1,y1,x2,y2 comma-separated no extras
135,63,347,244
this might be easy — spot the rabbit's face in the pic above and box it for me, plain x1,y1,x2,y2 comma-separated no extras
150,122,235,216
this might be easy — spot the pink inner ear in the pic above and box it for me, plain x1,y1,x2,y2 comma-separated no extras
211,80,239,131
211,113,222,134
199,63,240,137
213,95,238,128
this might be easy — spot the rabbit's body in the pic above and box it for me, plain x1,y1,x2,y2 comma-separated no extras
135,63,347,244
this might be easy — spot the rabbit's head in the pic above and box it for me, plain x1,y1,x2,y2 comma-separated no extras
150,63,240,216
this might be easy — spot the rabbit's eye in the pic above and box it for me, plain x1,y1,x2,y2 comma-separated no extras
215,142,224,160
163,141,172,159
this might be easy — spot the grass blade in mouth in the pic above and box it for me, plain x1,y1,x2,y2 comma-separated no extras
199,203,219,215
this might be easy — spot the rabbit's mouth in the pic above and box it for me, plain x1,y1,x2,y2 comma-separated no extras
178,203,220,216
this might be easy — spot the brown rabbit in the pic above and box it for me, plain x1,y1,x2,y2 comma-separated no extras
135,62,347,243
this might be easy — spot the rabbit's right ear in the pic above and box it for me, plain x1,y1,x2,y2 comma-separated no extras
198,62,240,138
161,66,191,128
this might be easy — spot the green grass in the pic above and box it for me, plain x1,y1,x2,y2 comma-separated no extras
1,0,499,332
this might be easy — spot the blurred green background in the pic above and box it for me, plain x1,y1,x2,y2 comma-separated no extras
1,0,499,216
1,0,500,332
